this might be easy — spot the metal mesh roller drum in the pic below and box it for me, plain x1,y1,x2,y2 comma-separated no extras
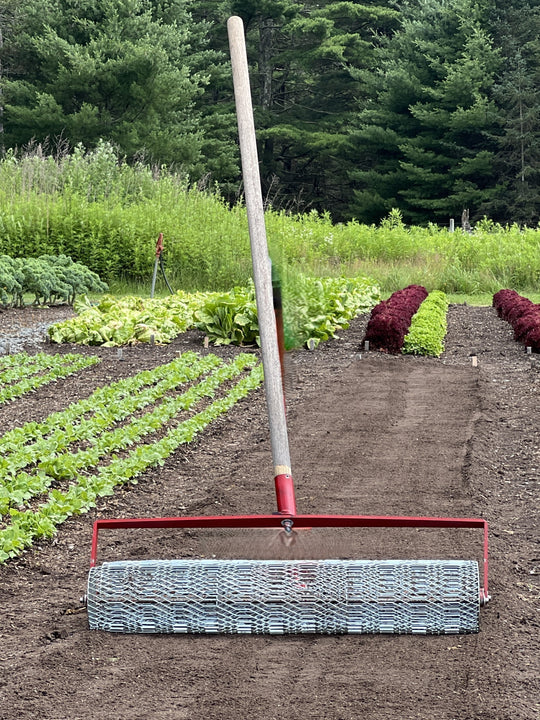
87,558,480,634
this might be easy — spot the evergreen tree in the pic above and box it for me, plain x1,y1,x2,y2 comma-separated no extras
4,0,527,223
0,0,214,171
188,0,241,189
351,0,501,224
489,0,540,224
227,1,399,219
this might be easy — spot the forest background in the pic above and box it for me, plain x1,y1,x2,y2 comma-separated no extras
1,0,538,227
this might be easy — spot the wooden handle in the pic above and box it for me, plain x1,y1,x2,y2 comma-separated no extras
227,16,292,478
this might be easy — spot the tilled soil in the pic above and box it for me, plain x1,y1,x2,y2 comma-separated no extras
0,304,538,720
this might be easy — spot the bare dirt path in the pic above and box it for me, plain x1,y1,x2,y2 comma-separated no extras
0,304,538,720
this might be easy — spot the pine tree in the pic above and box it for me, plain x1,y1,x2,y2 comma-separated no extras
488,0,540,224
224,1,399,219
188,0,242,189
351,0,501,224
1,0,214,171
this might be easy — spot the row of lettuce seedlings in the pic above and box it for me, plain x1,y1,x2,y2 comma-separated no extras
0,352,262,562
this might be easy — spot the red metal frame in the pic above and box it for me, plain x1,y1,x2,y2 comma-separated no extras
91,451,490,605
90,510,489,605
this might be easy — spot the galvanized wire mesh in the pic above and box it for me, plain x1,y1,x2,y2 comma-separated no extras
87,558,479,634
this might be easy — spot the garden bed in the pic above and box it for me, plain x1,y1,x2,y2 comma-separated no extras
0,303,538,720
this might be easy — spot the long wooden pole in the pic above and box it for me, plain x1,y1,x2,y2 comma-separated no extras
227,16,294,499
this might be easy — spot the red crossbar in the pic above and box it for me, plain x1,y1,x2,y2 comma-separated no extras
90,512,490,604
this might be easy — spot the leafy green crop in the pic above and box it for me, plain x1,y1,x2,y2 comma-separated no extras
402,290,449,357
194,275,380,349
0,353,218,470
49,276,380,349
281,275,380,349
0,352,100,405
0,353,262,562
34,360,252,487
0,254,107,306
49,291,219,346
194,285,259,345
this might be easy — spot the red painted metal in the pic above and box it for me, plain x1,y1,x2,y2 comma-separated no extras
89,512,489,603
274,474,297,515
155,232,164,258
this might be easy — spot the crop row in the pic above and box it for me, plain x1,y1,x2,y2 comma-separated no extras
280,275,380,349
49,292,216,346
0,352,213,452
402,291,449,357
0,352,101,405
363,285,429,354
493,290,540,352
48,276,380,349
362,285,450,357
3,357,251,511
0,352,221,485
0,352,262,562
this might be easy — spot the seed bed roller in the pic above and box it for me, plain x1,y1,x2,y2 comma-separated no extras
84,17,490,635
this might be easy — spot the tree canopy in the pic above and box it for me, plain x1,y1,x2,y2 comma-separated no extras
1,0,539,225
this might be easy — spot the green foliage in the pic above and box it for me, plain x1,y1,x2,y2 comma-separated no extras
49,276,379,349
1,149,540,295
193,276,380,349
0,352,263,562
49,291,218,345
237,0,401,221
351,0,502,224
1,2,540,224
1,0,216,171
0,256,24,305
0,352,100,405
0,353,218,474
489,2,540,225
0,253,107,306
281,274,380,349
0,146,251,288
403,290,449,357
194,285,259,345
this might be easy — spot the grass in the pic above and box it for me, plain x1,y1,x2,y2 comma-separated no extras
447,292,540,306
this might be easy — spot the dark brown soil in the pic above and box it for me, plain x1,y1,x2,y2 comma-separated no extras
0,304,538,720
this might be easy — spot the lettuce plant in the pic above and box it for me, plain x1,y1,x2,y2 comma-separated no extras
403,291,449,357
493,289,540,352
363,285,428,353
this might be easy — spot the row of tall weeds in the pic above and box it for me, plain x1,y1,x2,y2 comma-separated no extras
0,144,538,295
